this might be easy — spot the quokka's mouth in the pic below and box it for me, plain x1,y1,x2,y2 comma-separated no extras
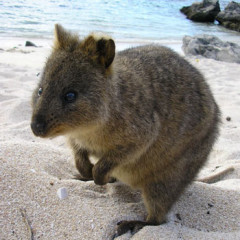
31,120,69,138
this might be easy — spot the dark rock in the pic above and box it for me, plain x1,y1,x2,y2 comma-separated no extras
25,41,37,47
216,1,240,32
182,35,240,63
180,0,220,22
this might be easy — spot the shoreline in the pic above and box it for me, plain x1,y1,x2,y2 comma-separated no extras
1,32,240,58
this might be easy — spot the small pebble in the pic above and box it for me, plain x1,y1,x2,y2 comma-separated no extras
208,203,214,208
57,187,68,200
226,117,231,121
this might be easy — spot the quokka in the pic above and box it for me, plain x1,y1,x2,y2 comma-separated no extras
31,24,220,238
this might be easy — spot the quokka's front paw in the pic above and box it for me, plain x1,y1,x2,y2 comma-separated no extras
73,174,93,182
92,164,110,185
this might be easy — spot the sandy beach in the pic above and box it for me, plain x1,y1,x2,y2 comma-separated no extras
0,36,240,240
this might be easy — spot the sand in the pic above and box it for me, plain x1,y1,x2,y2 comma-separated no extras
0,37,240,240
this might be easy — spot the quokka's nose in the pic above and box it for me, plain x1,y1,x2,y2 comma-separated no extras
31,116,47,136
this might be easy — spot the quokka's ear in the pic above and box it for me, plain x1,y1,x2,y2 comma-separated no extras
54,24,80,52
80,34,115,69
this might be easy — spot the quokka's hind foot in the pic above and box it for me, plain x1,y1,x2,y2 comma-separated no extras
112,220,150,239
112,219,165,239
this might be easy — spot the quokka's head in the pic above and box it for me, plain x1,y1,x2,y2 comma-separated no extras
31,24,115,138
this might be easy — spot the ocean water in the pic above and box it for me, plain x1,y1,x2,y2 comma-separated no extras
0,0,239,42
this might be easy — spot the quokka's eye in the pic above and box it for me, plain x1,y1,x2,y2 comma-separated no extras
38,88,43,96
64,92,77,103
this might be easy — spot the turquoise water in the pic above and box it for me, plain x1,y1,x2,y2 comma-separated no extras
0,0,239,41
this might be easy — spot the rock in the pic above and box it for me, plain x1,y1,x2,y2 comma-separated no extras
216,1,240,32
182,35,240,63
180,0,220,22
25,41,37,47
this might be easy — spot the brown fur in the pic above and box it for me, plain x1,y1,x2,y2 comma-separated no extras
31,24,220,238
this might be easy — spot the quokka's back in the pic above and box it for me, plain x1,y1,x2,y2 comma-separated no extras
31,24,220,238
